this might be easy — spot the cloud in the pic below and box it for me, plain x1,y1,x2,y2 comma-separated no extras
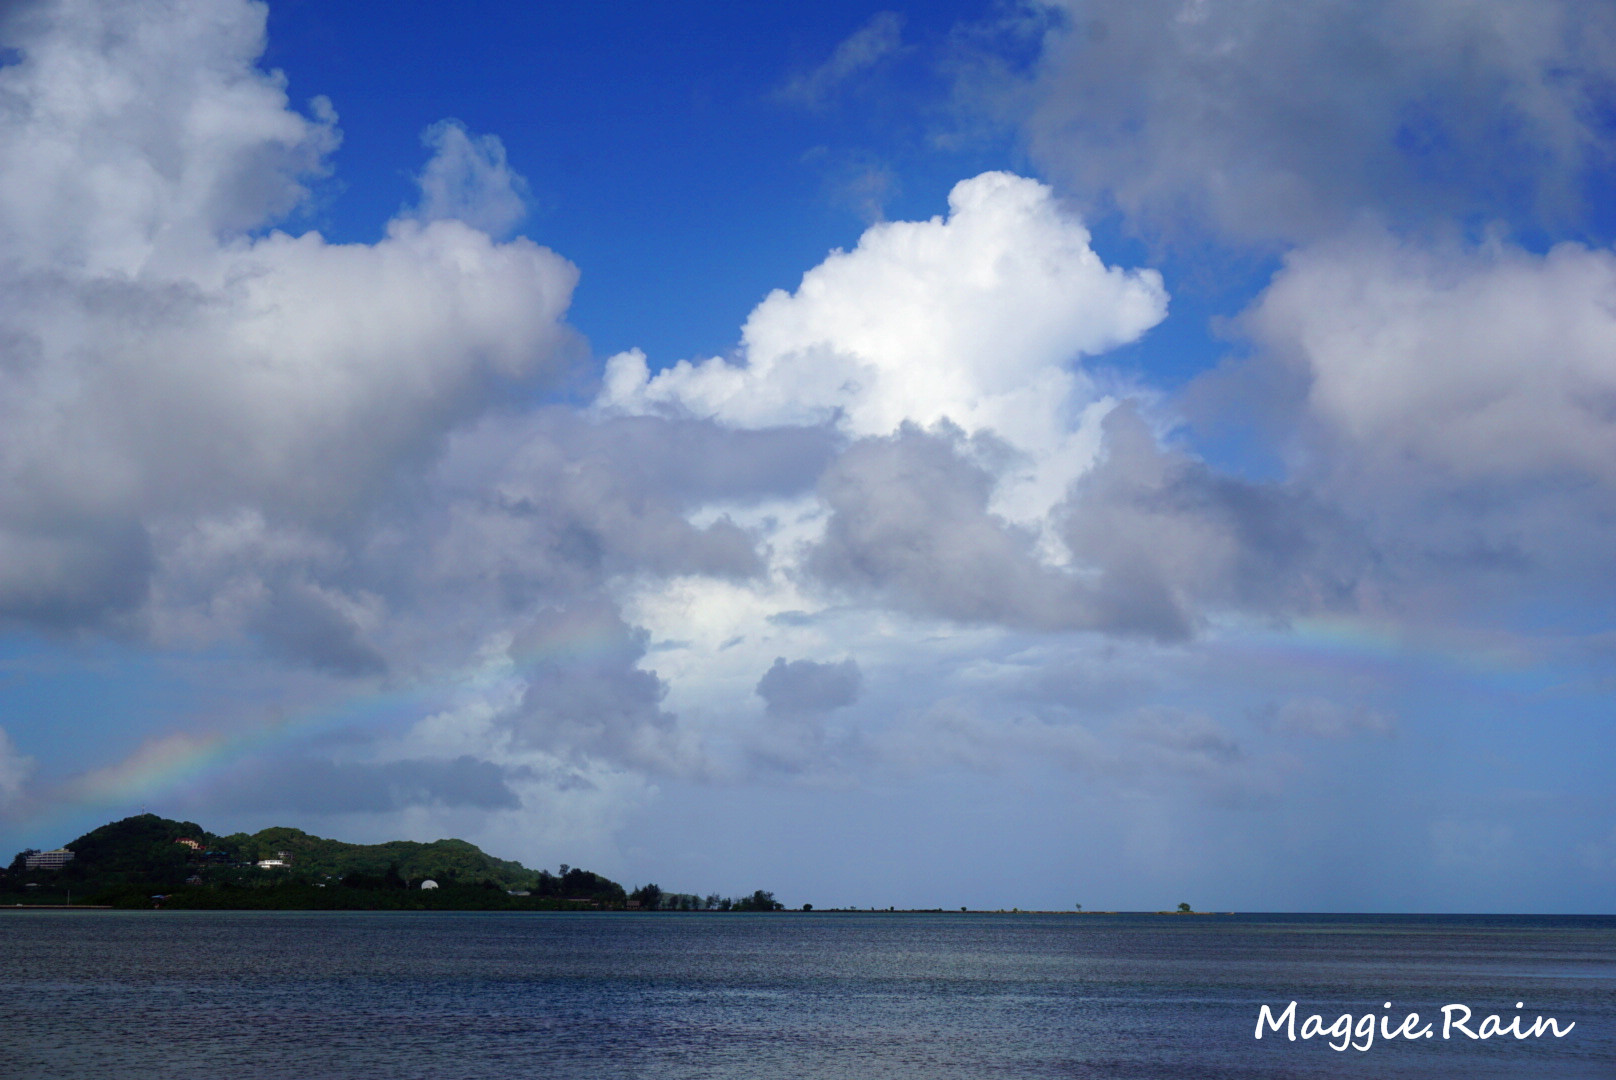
600,172,1163,437
418,409,836,619
1247,231,1616,493
0,0,338,272
805,423,1114,632
0,515,154,630
249,577,387,677
504,601,697,776
882,699,1260,800
898,701,1106,775
755,657,861,717
0,726,34,808
1059,403,1375,631
778,11,906,109
801,414,1350,639
1011,0,1616,243
411,119,529,236
600,171,1165,527
743,657,864,774
1219,228,1616,603
1264,696,1394,739
1115,705,1241,772
191,754,522,815
13,0,1603,909
0,0,578,638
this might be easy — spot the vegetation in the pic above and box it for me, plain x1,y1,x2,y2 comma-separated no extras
621,884,785,911
0,814,785,912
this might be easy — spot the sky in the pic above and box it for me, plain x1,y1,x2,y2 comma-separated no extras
1,0,1614,913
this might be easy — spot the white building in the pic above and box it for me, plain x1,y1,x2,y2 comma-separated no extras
24,849,75,870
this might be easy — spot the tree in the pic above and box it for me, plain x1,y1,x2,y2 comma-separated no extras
630,883,663,910
60,814,203,886
733,889,783,912
1177,902,1192,913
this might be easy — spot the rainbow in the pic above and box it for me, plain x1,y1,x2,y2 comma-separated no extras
1212,613,1539,678
7,608,1545,840
13,604,634,829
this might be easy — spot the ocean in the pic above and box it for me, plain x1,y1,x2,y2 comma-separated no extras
1,910,1611,1078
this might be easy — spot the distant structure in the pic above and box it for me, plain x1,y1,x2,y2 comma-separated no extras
24,849,75,870
256,859,288,869
174,838,202,850
420,879,439,890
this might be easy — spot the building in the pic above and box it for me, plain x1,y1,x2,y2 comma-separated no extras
24,849,74,871
420,879,439,890
257,859,287,869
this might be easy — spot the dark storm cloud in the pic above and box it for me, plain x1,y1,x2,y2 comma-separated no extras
249,578,387,678
755,657,862,717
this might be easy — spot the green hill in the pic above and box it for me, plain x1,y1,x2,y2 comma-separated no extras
54,813,209,886
220,826,535,888
2,813,627,909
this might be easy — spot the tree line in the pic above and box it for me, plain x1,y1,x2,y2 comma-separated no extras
628,884,784,911
3,814,786,912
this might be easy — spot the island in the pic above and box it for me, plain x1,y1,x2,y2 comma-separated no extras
2,813,785,912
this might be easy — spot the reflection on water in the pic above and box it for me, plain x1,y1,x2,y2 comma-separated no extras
1,911,1612,1079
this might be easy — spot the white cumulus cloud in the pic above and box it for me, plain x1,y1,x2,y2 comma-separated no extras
600,170,1166,526
1249,232,1616,494
0,0,578,630
1225,229,1616,606
410,119,530,237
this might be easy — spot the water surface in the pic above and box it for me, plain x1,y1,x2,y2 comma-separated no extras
1,911,1611,1078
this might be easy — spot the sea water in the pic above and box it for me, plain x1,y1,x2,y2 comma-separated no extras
1,911,1611,1078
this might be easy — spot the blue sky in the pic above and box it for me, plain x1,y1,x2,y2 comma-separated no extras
265,1,1017,364
1,0,1614,913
